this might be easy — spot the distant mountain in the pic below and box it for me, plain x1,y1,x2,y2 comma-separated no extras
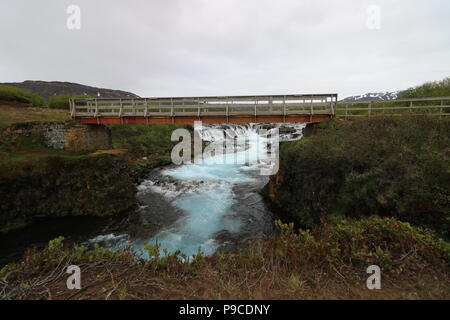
1,80,140,99
342,91,403,102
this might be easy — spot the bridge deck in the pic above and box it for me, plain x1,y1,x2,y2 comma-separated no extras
70,94,338,124
70,95,450,124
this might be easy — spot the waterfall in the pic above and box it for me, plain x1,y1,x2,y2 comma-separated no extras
196,123,307,142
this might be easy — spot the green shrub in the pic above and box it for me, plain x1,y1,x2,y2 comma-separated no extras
272,116,450,237
109,124,190,156
0,85,45,106
270,217,450,271
47,94,89,109
399,77,450,98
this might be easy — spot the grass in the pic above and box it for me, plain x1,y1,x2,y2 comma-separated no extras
106,123,193,182
108,123,189,157
0,122,89,180
0,85,45,107
399,77,450,99
0,103,69,128
48,94,90,109
1,217,448,300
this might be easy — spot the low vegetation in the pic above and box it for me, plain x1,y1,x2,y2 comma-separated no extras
269,116,450,238
0,85,45,107
0,104,69,129
399,77,450,99
0,217,448,299
108,124,192,180
109,124,188,157
47,94,90,110
0,85,90,110
0,123,86,177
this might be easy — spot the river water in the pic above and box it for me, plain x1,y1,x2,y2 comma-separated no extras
90,123,307,258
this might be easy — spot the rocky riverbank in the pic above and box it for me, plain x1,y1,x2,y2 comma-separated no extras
264,116,450,238
0,154,136,234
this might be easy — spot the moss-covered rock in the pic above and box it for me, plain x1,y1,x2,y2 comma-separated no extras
265,116,450,238
0,154,136,233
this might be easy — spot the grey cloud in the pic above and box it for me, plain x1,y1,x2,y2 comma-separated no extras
0,0,449,98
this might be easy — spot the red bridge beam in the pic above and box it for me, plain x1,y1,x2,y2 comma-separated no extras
78,114,332,125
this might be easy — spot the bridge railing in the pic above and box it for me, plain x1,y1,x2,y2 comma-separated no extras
336,97,450,119
70,94,338,119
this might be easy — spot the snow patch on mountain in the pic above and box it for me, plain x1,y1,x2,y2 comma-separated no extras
342,91,403,102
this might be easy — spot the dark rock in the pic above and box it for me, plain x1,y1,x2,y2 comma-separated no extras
0,154,137,233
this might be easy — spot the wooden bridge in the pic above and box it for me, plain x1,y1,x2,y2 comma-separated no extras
70,94,338,124
70,94,450,124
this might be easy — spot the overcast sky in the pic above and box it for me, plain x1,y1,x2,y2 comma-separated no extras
1,0,449,98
